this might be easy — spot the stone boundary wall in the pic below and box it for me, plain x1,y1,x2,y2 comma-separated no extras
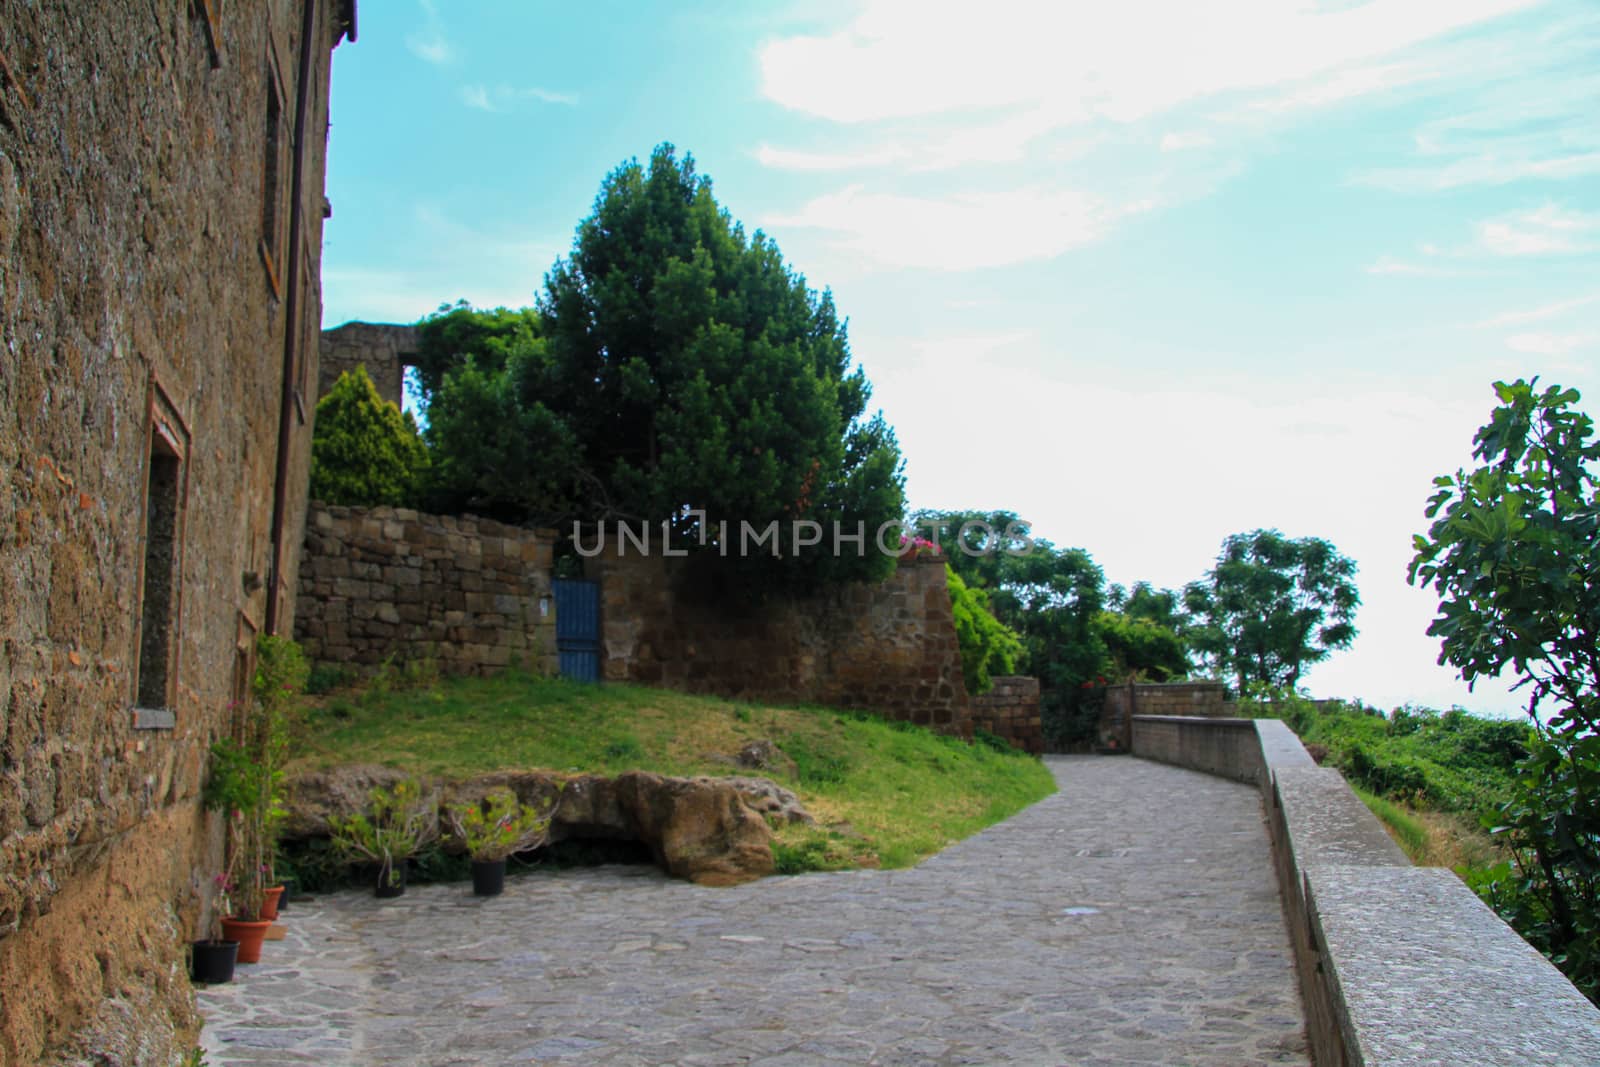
1132,714,1600,1065
1100,681,1230,749
970,676,1043,753
317,321,418,407
589,551,971,736
296,505,557,676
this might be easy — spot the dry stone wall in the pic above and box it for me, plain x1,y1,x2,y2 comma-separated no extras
317,321,417,406
589,550,971,735
296,505,558,676
1099,681,1231,750
0,3,350,1063
970,675,1044,753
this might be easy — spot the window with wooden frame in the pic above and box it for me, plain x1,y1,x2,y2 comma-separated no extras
259,47,289,297
133,381,191,729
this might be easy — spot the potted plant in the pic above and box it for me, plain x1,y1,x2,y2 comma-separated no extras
447,785,564,897
204,736,274,961
250,635,309,918
330,778,437,897
189,872,240,984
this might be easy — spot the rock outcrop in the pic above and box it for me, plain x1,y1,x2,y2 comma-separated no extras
284,765,814,887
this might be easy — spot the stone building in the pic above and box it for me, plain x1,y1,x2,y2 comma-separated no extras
0,3,354,1063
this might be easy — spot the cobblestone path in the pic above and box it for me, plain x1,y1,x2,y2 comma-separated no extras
198,756,1308,1065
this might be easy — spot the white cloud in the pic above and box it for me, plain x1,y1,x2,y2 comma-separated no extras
754,144,907,171
322,204,562,326
1476,292,1600,328
766,185,1148,271
1476,203,1600,256
758,0,1536,126
1159,131,1214,153
459,84,579,113
1506,331,1595,356
407,0,455,65
1365,255,1466,277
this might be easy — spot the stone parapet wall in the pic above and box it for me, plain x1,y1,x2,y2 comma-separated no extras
1132,714,1600,1064
296,505,557,676
590,551,971,735
317,321,419,407
970,676,1043,753
1100,681,1231,749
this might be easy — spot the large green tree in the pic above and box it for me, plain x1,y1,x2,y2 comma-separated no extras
1409,378,1599,1001
309,366,429,508
1183,529,1359,694
420,145,905,587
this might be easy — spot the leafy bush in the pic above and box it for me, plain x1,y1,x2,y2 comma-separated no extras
947,565,1023,695
309,365,429,508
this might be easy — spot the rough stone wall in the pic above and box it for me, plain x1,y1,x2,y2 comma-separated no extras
0,3,349,1064
1100,681,1231,750
970,675,1043,754
296,504,559,676
318,321,417,406
589,551,972,735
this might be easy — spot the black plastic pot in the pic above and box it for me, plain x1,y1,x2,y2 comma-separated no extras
471,858,507,897
190,939,239,984
375,858,408,898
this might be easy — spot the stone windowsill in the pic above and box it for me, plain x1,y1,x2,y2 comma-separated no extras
131,706,176,730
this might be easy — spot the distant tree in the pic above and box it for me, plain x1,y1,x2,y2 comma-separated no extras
1183,529,1359,694
310,366,429,508
1098,582,1190,680
946,565,1023,695
419,144,905,588
1409,378,1599,1002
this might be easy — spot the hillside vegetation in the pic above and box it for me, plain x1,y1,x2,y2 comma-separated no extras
1242,695,1523,871
294,668,1056,872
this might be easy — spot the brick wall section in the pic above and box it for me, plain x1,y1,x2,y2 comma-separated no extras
589,550,972,736
317,321,418,406
297,505,558,676
0,3,349,1062
1100,681,1232,750
970,675,1043,753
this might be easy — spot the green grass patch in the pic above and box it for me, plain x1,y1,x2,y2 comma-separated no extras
293,670,1056,872
1353,785,1430,863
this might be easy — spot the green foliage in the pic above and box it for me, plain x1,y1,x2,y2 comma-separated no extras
1410,378,1600,1004
1240,694,1529,817
1352,785,1431,862
1091,610,1188,682
328,779,439,876
417,145,906,590
946,565,1023,695
309,366,429,508
446,786,562,861
1184,528,1360,693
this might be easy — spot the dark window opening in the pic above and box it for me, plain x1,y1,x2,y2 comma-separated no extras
260,60,286,293
136,440,182,709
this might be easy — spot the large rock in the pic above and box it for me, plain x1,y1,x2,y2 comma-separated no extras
283,765,808,886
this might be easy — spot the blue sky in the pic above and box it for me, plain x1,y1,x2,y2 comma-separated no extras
321,0,1600,716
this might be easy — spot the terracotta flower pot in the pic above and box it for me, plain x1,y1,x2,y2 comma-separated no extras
259,885,286,921
190,939,239,984
471,858,506,897
220,916,272,963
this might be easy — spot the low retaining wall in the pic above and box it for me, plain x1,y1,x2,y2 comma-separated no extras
296,504,558,676
1132,714,1600,1065
969,675,1043,754
1099,681,1230,749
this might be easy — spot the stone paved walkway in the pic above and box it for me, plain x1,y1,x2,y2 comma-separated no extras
198,756,1308,1065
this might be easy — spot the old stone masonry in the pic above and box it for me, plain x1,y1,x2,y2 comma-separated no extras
199,757,1308,1065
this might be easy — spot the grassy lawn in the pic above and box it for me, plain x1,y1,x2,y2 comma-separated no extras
293,670,1056,872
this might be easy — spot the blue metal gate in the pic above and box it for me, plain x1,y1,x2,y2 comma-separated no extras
553,578,601,682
